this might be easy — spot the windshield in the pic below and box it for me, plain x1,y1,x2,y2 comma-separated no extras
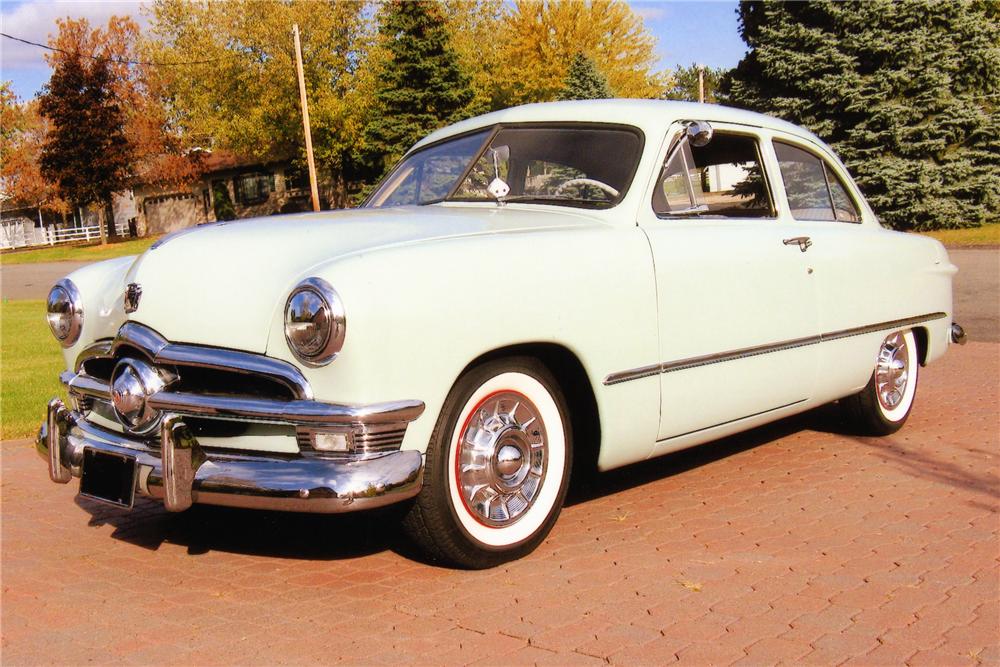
366,125,643,209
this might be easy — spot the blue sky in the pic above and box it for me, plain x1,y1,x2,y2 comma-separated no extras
0,0,747,101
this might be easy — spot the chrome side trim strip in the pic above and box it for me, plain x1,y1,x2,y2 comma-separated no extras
656,398,807,443
604,312,947,386
109,322,313,399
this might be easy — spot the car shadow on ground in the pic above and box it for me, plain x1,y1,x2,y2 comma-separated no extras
74,402,989,565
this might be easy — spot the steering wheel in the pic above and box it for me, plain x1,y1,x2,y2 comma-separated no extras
554,178,620,199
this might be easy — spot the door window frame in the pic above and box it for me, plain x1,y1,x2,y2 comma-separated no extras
769,136,866,225
650,125,778,221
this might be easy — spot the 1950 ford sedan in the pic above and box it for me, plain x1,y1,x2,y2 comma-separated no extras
38,100,965,568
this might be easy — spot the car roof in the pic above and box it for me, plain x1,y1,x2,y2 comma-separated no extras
413,99,822,151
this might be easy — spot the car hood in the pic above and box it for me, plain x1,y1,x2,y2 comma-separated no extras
123,204,598,353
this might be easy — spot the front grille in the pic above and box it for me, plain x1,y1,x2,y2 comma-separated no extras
68,323,415,461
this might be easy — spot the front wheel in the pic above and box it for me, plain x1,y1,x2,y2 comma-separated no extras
841,329,919,435
402,358,572,568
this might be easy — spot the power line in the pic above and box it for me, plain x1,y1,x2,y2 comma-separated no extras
1,32,217,67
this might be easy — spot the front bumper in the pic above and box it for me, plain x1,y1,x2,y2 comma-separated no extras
37,399,424,513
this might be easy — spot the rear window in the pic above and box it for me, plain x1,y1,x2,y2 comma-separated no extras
774,141,861,222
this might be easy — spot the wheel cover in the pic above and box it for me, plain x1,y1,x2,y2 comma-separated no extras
876,332,909,410
456,391,547,527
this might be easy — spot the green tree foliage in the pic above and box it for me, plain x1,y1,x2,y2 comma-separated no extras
662,63,726,104
558,53,612,100
37,48,130,238
723,0,1000,230
148,0,371,207
365,1,474,174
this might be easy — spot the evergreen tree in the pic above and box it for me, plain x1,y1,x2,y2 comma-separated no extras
662,64,726,104
365,0,474,173
723,0,999,231
558,53,612,100
38,50,131,240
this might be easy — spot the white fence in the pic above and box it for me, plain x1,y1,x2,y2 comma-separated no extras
0,219,131,251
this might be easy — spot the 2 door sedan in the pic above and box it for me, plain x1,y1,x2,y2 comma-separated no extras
38,100,963,568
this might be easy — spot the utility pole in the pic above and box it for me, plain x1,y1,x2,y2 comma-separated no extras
697,64,705,104
293,24,321,212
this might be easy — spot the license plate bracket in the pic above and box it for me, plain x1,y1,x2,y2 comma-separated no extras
80,448,138,509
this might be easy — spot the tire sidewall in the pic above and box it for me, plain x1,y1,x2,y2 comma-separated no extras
875,329,919,425
432,358,572,556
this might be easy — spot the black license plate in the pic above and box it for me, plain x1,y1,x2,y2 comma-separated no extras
80,448,138,509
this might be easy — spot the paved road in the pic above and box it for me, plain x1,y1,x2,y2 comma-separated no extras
0,261,91,300
951,249,1000,343
2,343,996,666
3,250,995,342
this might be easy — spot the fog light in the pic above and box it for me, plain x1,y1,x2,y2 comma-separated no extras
312,430,354,452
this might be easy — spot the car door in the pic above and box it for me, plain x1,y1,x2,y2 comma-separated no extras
767,136,949,403
637,122,820,448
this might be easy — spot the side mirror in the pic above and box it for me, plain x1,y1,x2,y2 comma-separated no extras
686,121,713,147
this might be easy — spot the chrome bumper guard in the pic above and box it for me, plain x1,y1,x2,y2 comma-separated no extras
950,322,967,345
37,398,425,513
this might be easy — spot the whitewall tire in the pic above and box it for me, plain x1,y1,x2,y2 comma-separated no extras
841,329,919,435
403,357,572,568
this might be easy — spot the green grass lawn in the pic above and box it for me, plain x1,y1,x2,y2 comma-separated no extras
0,235,159,265
1,300,68,440
919,222,1000,247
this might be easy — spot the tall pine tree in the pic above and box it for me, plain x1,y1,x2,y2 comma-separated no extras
558,53,612,100
365,1,474,174
38,50,131,241
724,0,999,231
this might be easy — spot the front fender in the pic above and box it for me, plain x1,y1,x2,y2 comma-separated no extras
57,256,136,370
264,224,660,466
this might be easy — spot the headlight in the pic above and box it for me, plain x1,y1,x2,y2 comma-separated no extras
46,279,83,347
284,277,346,366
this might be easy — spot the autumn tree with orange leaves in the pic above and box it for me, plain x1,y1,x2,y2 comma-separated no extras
35,16,202,242
0,83,68,220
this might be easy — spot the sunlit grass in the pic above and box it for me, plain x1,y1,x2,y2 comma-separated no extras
1,300,67,440
918,223,1000,247
0,236,159,265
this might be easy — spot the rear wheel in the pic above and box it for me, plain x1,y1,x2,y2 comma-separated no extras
841,329,919,435
403,357,571,569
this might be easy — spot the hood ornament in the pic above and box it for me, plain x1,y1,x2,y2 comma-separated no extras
124,283,142,313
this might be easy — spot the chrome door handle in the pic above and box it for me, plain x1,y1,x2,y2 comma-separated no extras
783,236,812,252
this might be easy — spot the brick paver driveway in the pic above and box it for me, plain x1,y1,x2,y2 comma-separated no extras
2,343,997,666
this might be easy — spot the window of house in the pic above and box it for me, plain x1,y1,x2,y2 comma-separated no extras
285,165,309,191
653,132,774,218
235,172,275,206
773,141,861,222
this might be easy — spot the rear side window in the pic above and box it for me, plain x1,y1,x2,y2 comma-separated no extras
653,132,774,218
773,141,861,222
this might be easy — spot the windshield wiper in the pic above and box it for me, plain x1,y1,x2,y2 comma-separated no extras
498,194,610,208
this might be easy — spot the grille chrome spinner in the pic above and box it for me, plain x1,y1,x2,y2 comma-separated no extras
110,358,173,434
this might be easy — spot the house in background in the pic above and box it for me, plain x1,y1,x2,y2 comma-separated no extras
132,151,325,236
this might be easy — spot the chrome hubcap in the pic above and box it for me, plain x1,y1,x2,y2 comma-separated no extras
458,392,546,526
876,332,909,410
